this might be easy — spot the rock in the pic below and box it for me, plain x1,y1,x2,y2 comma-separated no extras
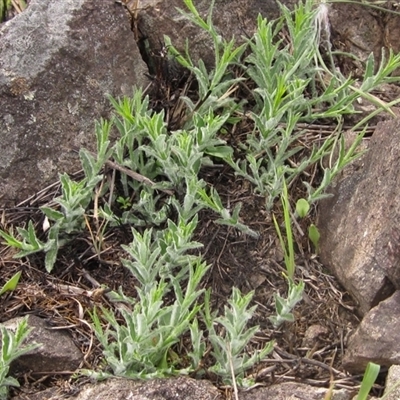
329,2,400,76
318,118,400,315
0,0,148,204
239,382,353,400
135,0,299,68
11,378,357,400
343,291,400,373
1,315,82,373
302,324,330,348
135,0,397,74
383,365,400,400
11,376,223,400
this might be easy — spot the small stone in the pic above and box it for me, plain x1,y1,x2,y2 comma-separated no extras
302,324,330,347
1,315,82,373
343,291,400,373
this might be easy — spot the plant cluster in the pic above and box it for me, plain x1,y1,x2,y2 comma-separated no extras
1,0,400,393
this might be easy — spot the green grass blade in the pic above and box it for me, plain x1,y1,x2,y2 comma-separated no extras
0,271,22,296
356,362,380,400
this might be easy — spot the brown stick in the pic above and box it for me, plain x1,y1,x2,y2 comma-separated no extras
103,158,174,196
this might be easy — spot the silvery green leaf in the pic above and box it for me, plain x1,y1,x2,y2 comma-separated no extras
40,206,64,221
79,148,96,179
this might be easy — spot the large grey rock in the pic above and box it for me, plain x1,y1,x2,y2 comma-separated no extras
240,382,353,400
0,0,148,204
134,0,398,72
11,377,357,400
318,118,400,315
1,315,82,373
11,376,223,400
135,0,299,68
343,291,400,373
